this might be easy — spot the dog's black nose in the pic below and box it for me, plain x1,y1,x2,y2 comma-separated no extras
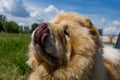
34,23,50,46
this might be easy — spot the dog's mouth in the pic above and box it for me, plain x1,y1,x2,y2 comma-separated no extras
33,23,58,66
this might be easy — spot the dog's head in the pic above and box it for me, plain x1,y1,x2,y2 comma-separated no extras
31,12,100,67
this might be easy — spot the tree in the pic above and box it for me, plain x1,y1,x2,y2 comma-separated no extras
0,21,4,32
0,14,7,32
31,23,38,32
4,21,19,33
0,14,7,23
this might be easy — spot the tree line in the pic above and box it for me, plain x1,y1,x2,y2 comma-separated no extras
0,14,103,35
0,14,38,33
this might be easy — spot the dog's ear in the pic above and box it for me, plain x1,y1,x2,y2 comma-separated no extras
85,19,100,44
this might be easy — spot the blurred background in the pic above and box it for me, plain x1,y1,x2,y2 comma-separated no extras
0,0,120,80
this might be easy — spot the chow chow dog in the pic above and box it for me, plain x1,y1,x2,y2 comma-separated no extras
27,12,120,80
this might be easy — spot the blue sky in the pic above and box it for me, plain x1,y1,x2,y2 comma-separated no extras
24,0,120,18
0,0,120,35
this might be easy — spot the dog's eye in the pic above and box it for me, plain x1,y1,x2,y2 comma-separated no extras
64,25,69,36
64,29,69,36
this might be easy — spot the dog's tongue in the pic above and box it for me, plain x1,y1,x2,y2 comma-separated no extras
34,23,50,46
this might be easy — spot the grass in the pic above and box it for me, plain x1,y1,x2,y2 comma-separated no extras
103,42,116,47
0,33,31,80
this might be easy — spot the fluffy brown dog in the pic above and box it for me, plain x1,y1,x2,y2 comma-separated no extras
27,12,120,80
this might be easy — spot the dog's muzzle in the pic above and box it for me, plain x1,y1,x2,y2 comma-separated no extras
32,23,58,64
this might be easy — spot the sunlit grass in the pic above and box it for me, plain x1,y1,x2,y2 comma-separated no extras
0,33,31,80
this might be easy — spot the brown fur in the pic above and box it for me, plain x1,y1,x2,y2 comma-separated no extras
104,60,120,80
27,12,120,80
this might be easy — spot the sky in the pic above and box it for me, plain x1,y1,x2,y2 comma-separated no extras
0,0,120,35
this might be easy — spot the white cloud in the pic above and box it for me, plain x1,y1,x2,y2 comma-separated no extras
103,19,120,35
112,20,120,26
45,5,59,14
45,5,64,15
102,17,106,22
30,11,40,18
18,23,26,26
103,26,118,35
0,2,64,28
44,5,64,20
28,5,64,21
0,5,3,12
0,0,29,17
28,5,64,22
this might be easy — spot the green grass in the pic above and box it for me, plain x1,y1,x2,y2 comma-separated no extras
0,33,31,80
103,42,116,47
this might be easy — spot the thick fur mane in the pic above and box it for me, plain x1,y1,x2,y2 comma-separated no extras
27,12,120,80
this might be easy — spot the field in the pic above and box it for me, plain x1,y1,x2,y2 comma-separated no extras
0,33,31,80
